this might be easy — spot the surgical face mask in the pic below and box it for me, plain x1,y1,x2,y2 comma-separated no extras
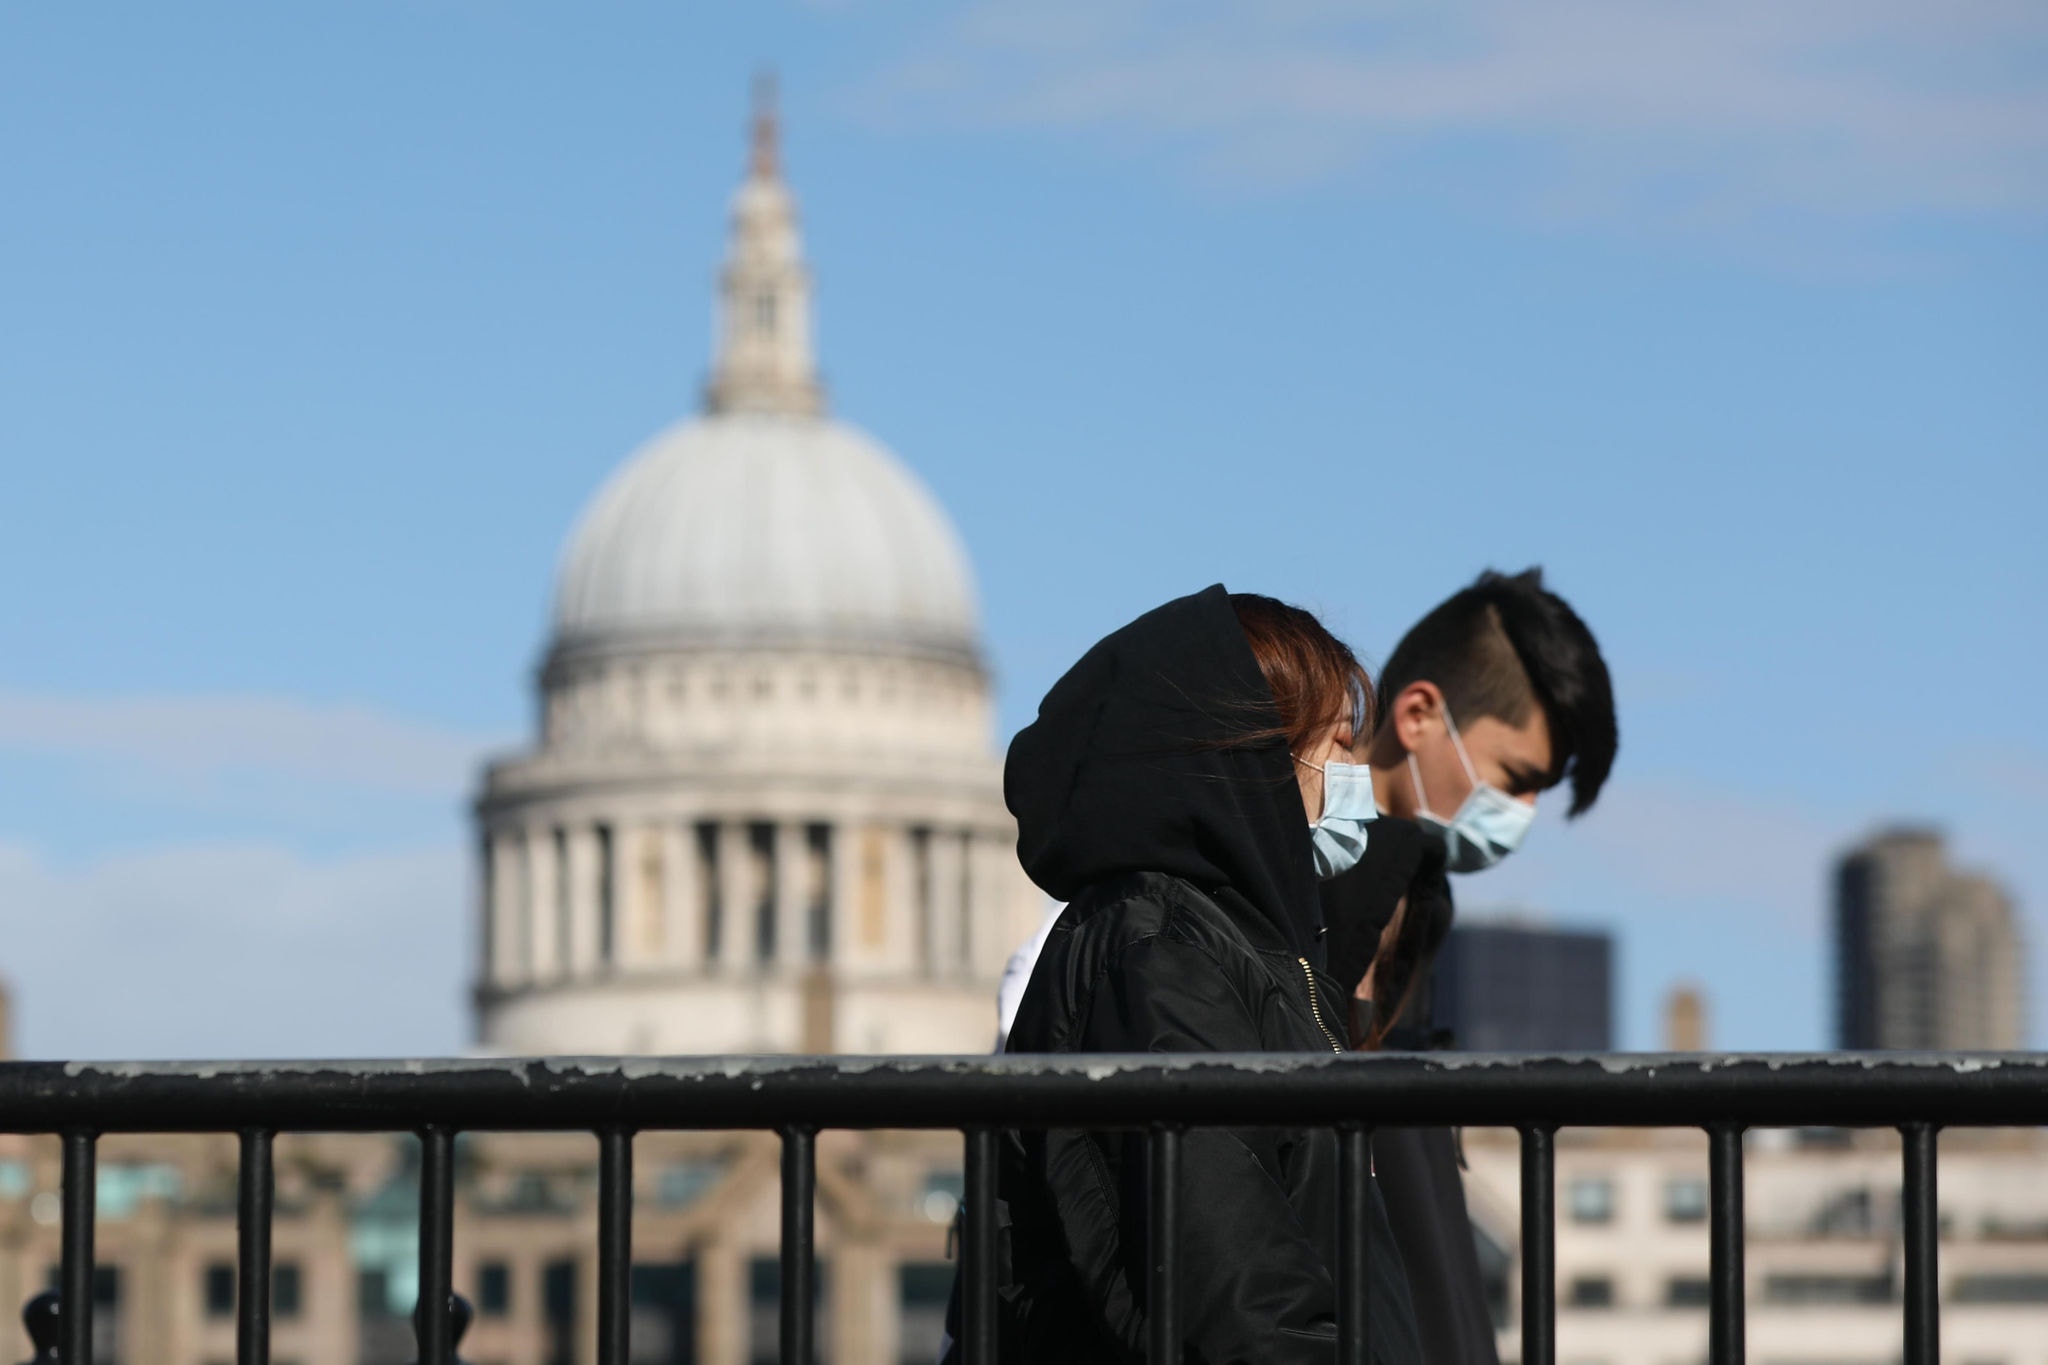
1408,706,1536,873
1299,755,1380,880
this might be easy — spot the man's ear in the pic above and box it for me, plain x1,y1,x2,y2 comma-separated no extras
1389,680,1444,755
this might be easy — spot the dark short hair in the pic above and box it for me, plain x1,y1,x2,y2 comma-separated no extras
1376,568,1617,816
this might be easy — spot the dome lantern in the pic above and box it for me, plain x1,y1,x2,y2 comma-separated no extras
704,72,824,419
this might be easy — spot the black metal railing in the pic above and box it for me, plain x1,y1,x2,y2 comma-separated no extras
6,1051,2046,1365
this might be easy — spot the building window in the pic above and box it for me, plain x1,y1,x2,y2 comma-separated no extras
543,1260,577,1365
1763,1273,1893,1305
1567,1276,1615,1309
596,824,616,965
1951,1273,2048,1303
1666,1276,1710,1307
658,1160,724,1209
910,826,934,972
273,1261,302,1318
805,823,833,963
696,821,723,961
1664,1176,1708,1223
553,827,572,973
749,822,777,963
479,834,496,975
204,1262,235,1318
1567,1177,1614,1224
478,1261,511,1317
753,291,776,335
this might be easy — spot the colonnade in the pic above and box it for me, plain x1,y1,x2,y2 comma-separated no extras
478,817,1007,992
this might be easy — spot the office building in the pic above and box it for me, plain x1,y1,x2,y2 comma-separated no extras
1835,828,2024,1049
1432,921,1614,1051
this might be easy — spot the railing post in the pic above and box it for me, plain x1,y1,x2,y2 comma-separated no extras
59,1132,96,1365
237,1129,275,1365
1147,1125,1182,1365
1708,1124,1745,1365
596,1129,634,1365
780,1125,817,1365
416,1128,457,1365
1519,1124,1555,1365
1337,1125,1372,1365
1901,1123,1939,1365
962,1129,998,1365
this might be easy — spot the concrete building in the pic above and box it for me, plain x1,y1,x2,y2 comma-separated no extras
1461,1124,2048,1365
1835,829,2025,1050
1433,922,1614,1051
1447,990,2048,1364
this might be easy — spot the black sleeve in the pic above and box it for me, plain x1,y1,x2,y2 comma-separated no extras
1040,934,1340,1365
1320,818,1434,997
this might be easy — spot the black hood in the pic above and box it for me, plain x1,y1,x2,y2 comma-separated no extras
1004,584,1324,961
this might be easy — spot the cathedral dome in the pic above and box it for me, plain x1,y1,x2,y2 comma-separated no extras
545,80,981,669
551,411,979,661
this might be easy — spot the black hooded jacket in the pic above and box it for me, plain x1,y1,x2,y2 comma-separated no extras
1321,827,1502,1365
967,585,1422,1365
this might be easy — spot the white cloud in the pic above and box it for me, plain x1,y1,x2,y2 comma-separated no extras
0,691,503,798
0,839,468,1059
855,0,2048,230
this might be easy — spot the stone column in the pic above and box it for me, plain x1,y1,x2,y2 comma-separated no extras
830,1237,894,1365
829,820,860,972
715,821,747,972
966,831,1003,978
126,1194,173,1365
574,1244,600,1365
927,832,964,978
696,1238,747,1365
488,832,526,988
891,824,920,976
623,824,663,969
664,822,702,972
567,824,600,977
527,827,560,981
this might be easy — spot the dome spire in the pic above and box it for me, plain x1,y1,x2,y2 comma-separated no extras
750,70,779,180
705,72,824,417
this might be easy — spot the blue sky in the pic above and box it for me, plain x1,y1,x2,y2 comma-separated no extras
0,1,2042,1057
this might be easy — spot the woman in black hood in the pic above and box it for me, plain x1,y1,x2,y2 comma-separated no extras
962,586,1421,1365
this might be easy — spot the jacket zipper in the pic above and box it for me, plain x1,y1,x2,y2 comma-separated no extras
1298,957,1345,1053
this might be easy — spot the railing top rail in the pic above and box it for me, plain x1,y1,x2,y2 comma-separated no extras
4,1051,2044,1132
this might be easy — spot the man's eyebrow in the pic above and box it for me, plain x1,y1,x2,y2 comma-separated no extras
1504,764,1550,791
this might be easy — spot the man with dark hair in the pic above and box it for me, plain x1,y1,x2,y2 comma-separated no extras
1322,566,1618,1365
1368,566,1616,834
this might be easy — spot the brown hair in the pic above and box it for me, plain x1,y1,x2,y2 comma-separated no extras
1228,594,1374,756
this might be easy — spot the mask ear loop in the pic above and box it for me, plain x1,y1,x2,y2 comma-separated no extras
1406,749,1435,819
1292,753,1328,825
1409,700,1469,819
1440,702,1483,785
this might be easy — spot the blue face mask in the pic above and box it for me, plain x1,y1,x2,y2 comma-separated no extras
1408,705,1537,874
1300,755,1380,880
